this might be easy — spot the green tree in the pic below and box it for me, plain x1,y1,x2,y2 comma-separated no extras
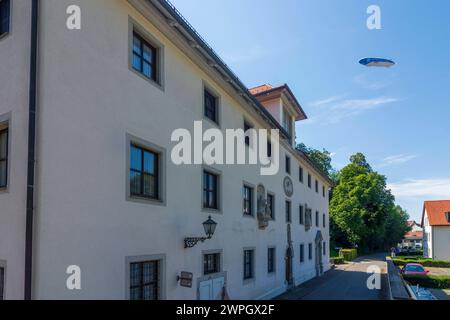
383,205,411,248
296,143,334,177
330,153,398,252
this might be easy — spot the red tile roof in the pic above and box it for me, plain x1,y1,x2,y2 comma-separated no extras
404,231,423,240
249,84,308,121
249,84,274,95
421,200,450,227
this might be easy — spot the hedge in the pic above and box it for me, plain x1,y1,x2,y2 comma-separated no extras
403,275,450,289
330,257,345,265
392,258,450,268
399,250,423,257
339,249,357,261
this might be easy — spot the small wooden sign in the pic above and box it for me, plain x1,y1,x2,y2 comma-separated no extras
178,272,193,288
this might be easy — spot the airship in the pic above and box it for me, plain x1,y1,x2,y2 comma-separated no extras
359,58,395,68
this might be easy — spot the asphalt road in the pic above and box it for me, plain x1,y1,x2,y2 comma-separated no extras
278,253,388,300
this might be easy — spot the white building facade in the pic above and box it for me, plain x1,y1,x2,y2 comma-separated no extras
0,0,332,300
422,201,450,261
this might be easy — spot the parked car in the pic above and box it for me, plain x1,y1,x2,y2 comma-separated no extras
401,263,429,276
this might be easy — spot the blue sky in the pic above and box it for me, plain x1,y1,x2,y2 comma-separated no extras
170,0,450,221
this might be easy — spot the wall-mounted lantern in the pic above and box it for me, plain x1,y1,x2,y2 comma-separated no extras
184,216,217,248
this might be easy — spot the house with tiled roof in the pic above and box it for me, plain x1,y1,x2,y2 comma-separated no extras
421,200,450,260
400,220,423,250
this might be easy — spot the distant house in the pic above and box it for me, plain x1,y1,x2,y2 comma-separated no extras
422,200,450,260
400,220,423,250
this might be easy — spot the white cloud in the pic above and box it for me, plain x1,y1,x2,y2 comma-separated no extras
221,45,273,64
303,96,399,125
388,179,450,220
388,179,450,198
379,154,418,167
325,96,399,124
310,94,347,107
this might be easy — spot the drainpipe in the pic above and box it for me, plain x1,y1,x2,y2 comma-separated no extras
25,0,39,300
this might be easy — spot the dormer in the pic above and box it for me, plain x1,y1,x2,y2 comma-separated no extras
249,84,307,147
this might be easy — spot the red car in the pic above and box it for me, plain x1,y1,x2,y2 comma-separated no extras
401,263,429,276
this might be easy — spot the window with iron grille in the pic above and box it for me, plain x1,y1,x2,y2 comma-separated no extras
323,186,326,197
203,253,220,275
300,244,305,263
132,31,157,81
204,89,218,124
130,261,159,300
0,0,10,37
308,243,312,260
130,144,159,200
243,185,253,216
267,193,275,220
299,166,304,183
203,171,219,209
267,248,275,273
315,180,319,193
323,213,326,228
243,250,254,280
299,205,304,225
308,174,311,188
285,200,291,223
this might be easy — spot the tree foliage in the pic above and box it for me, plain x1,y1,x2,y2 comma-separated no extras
296,143,334,178
330,153,410,252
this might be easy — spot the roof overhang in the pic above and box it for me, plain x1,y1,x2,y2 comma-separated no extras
132,0,291,139
253,84,308,121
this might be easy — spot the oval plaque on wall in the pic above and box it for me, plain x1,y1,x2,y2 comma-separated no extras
283,176,293,197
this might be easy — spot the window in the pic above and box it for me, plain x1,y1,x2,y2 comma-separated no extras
203,171,219,210
244,121,253,146
299,166,304,183
0,0,10,37
204,88,218,124
267,141,272,158
300,244,305,263
323,242,326,256
315,180,319,193
299,205,304,225
132,31,157,81
243,185,253,216
243,250,254,280
267,248,275,273
0,126,8,188
285,156,291,174
316,211,319,227
203,253,220,275
323,213,326,228
267,193,275,220
308,174,312,188
305,208,312,231
282,108,292,137
0,266,4,300
130,261,160,300
285,200,291,223
323,186,326,198
130,144,159,200
308,243,312,260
